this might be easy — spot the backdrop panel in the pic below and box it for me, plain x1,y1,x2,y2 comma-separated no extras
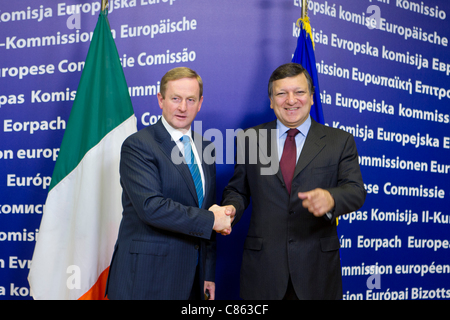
0,0,449,300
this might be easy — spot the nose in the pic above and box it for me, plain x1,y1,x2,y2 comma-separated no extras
287,92,296,105
178,99,187,112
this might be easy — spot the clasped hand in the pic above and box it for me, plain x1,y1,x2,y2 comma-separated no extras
209,204,236,236
209,189,333,236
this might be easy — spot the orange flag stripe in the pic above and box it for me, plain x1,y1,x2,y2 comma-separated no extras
78,267,110,300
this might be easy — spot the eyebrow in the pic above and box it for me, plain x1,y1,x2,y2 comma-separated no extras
169,93,197,99
275,87,305,93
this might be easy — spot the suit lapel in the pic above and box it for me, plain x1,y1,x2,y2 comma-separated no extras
258,121,283,183
293,119,326,179
153,120,200,207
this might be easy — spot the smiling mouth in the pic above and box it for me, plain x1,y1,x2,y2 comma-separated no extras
285,107,299,111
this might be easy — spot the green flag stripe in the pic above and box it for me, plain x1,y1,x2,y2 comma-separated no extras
49,11,134,191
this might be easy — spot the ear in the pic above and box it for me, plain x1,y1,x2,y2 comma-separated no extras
197,96,204,112
157,92,164,110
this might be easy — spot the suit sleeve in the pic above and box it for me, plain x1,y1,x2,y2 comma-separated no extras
205,161,217,282
120,136,215,240
325,134,366,220
205,232,217,281
221,131,251,225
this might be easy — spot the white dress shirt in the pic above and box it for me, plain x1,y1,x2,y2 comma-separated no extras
161,116,205,197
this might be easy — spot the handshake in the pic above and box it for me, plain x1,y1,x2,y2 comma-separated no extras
209,204,236,236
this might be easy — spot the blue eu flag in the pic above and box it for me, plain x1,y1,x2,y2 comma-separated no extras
292,17,324,125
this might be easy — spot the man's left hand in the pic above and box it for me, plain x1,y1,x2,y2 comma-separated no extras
204,281,215,300
298,189,335,217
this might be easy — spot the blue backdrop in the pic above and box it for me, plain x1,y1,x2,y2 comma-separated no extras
1,0,449,300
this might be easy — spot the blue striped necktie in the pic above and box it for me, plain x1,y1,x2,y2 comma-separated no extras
181,135,203,208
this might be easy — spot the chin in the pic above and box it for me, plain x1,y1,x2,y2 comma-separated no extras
174,121,190,131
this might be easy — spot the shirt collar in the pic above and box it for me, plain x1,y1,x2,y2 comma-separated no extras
161,115,192,142
276,115,311,139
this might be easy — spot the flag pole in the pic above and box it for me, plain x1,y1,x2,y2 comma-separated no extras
298,0,313,49
102,0,109,11
302,0,308,19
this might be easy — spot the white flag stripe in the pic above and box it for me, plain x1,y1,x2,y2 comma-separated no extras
29,115,137,300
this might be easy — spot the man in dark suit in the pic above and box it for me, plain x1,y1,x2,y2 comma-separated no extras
106,67,231,300
221,63,366,300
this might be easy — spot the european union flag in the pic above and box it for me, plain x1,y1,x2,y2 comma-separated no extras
292,17,324,125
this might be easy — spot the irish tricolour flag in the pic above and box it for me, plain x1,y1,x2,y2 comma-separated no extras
28,9,136,300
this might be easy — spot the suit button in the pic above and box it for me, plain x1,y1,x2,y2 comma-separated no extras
289,210,295,215
289,239,294,243
194,245,200,250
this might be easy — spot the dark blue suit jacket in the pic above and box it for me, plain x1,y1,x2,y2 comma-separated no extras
106,119,216,300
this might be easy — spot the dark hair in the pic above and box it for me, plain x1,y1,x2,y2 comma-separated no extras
268,63,314,98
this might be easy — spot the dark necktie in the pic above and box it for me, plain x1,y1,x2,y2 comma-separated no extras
181,135,204,208
280,129,300,195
